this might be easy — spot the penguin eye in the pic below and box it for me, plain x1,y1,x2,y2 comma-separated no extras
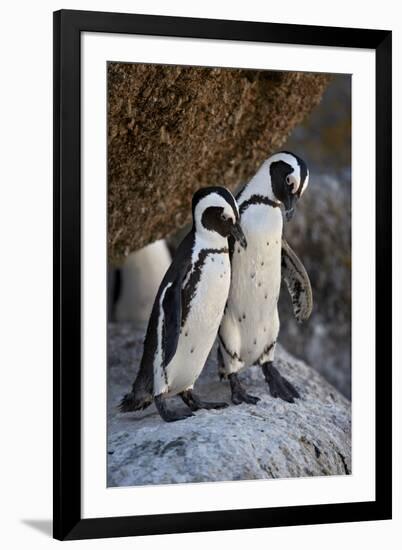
286,175,298,194
221,213,228,221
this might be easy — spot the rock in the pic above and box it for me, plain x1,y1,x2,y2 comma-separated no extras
108,64,331,264
108,323,351,487
280,174,351,397
279,74,351,397
114,240,171,327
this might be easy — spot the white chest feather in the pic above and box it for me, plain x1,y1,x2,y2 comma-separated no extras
221,205,283,364
156,250,231,396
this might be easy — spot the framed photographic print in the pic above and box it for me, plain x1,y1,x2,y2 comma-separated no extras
53,9,392,541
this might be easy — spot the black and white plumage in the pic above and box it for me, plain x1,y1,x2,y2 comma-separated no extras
120,186,247,422
218,152,313,404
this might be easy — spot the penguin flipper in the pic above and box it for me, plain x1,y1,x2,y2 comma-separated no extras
162,253,191,366
281,239,313,322
162,277,183,366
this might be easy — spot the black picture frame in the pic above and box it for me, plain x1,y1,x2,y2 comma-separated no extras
53,9,392,541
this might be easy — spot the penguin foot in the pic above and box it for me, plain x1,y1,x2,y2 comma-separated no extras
229,373,260,405
154,395,194,423
180,390,228,411
261,362,300,403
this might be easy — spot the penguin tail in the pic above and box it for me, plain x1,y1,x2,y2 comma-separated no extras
118,390,152,413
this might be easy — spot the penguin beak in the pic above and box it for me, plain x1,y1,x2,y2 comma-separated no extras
230,222,247,248
285,208,295,221
283,195,297,221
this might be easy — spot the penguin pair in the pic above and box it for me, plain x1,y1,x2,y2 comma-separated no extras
120,152,312,422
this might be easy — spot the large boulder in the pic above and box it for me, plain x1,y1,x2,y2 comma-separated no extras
108,64,331,264
278,75,352,397
107,323,351,487
280,175,351,397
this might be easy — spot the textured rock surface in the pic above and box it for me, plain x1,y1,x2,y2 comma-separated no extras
108,63,330,264
279,75,352,397
280,175,351,397
108,323,351,487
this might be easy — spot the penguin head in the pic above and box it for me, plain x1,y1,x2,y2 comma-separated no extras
192,186,247,248
266,151,309,221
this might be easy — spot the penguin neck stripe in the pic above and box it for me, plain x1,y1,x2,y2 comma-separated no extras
239,194,279,215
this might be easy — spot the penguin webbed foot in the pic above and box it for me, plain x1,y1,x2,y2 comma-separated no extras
180,390,228,411
154,394,194,423
119,391,151,413
119,393,135,413
229,373,260,405
262,362,300,403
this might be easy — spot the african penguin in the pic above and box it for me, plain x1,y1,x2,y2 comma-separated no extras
218,151,313,404
120,186,247,422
